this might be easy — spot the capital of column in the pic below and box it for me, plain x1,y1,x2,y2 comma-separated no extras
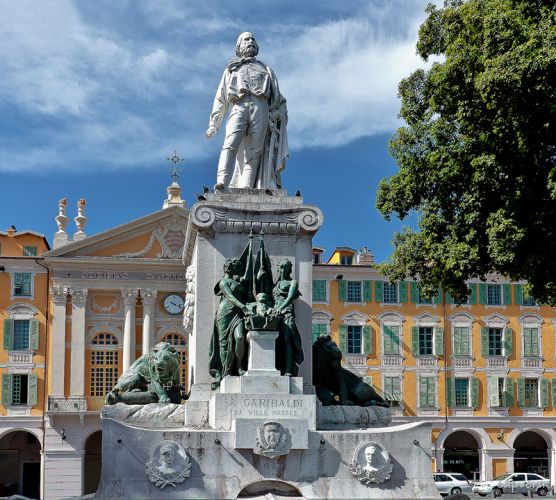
141,288,158,306
69,287,88,307
121,288,139,306
49,285,69,305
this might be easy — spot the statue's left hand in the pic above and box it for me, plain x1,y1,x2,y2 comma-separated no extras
205,126,217,138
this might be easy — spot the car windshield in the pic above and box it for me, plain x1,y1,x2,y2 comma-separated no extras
451,474,468,481
494,473,512,481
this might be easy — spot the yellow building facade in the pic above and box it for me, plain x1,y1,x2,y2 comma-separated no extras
312,246,556,484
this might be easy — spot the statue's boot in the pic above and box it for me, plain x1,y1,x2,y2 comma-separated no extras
215,148,236,189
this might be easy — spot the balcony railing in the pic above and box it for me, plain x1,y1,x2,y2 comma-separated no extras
48,396,87,413
452,357,473,368
9,351,33,365
486,357,508,368
522,357,542,369
381,356,403,367
418,357,438,368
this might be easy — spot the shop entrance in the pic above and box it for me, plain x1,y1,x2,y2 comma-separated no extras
514,431,549,478
443,430,480,480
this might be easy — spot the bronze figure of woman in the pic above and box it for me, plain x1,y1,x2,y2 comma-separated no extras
208,257,250,389
273,258,304,376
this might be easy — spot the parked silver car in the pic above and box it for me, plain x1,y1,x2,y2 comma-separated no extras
472,472,550,497
433,472,472,496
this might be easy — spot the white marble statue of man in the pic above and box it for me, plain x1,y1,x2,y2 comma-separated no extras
206,32,288,190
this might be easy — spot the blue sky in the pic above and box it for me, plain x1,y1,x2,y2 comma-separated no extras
0,0,431,262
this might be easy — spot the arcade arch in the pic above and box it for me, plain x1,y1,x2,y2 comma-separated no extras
0,430,41,498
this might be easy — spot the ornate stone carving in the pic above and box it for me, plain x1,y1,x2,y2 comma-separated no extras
115,215,186,259
49,285,68,305
145,440,191,489
121,288,139,306
90,295,121,313
253,421,292,459
141,288,158,306
349,441,393,484
183,265,195,334
70,287,88,307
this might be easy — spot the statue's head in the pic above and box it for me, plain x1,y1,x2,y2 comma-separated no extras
160,442,176,465
223,257,241,276
365,444,378,464
277,258,292,277
236,32,259,58
263,422,282,448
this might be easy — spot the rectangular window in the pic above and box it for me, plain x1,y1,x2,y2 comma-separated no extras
383,325,401,355
487,284,501,305
346,281,361,303
453,326,470,356
312,323,328,342
340,255,353,266
418,327,434,355
488,328,503,356
312,280,327,302
347,325,362,354
13,320,30,350
383,282,398,303
90,350,119,397
13,272,32,296
383,376,401,400
12,374,29,405
23,246,38,257
418,290,433,304
419,377,436,407
497,378,505,405
524,378,539,407
313,253,321,264
455,378,469,407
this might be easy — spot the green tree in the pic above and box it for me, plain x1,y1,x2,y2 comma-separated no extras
377,0,556,304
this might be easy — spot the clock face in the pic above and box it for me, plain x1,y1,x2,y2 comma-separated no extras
163,294,185,315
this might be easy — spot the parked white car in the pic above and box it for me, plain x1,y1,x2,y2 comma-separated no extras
472,472,550,497
433,472,472,496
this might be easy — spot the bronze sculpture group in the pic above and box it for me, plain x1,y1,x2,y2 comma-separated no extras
209,234,303,389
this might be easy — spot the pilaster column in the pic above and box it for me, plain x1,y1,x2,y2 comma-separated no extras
141,289,157,355
121,289,139,371
549,448,556,491
480,448,489,481
49,285,68,396
69,287,88,396
433,448,444,472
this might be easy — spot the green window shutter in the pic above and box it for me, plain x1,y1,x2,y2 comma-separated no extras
488,377,500,407
471,378,480,409
514,284,523,305
523,327,532,357
2,373,12,405
427,379,436,407
29,319,39,351
393,377,401,399
468,283,478,305
461,327,470,356
27,372,38,406
479,283,487,305
446,377,455,408
338,325,348,354
454,327,462,356
433,287,442,305
517,378,525,407
312,324,320,343
411,327,419,356
552,379,556,409
363,325,372,355
338,280,347,302
434,327,444,355
399,281,408,303
504,328,513,357
383,325,393,355
374,281,383,303
502,284,511,305
3,318,14,350
481,327,489,357
540,378,549,408
530,328,539,356
363,281,372,302
410,282,419,303
504,378,514,407
419,377,428,407
445,291,454,304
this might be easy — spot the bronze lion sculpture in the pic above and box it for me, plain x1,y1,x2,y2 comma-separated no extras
312,335,389,407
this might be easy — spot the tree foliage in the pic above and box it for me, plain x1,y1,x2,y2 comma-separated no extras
377,0,556,304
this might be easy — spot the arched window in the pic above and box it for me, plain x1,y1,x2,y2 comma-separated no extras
162,333,187,389
89,333,120,398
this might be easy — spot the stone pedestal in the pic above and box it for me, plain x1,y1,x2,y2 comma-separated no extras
246,330,280,375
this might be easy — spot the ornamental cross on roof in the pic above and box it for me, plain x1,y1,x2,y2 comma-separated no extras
166,150,184,183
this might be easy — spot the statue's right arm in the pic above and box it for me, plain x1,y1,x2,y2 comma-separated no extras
206,70,229,138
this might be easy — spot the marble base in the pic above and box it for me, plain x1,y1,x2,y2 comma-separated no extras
93,411,441,500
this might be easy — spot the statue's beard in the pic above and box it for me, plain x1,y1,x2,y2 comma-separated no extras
240,45,258,58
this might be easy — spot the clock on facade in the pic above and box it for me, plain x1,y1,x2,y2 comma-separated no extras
163,294,185,315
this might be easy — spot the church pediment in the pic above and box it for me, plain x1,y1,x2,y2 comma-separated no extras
44,206,188,260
